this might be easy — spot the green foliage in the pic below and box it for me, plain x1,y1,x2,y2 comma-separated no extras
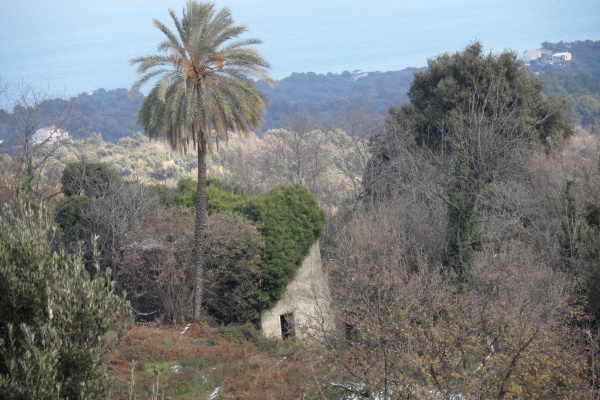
206,178,248,214
241,185,325,307
56,161,161,287
204,213,263,323
54,195,96,267
152,177,249,213
152,179,323,313
406,41,573,149
445,148,482,279
57,161,122,270
151,177,198,208
60,161,121,198
542,72,600,127
56,159,325,323
0,201,131,399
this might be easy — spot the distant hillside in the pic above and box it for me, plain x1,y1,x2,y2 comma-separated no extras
0,68,420,143
529,39,600,77
531,40,600,127
2,39,600,143
0,88,145,145
70,88,146,142
256,68,422,130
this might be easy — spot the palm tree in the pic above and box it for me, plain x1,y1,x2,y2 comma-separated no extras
130,1,271,321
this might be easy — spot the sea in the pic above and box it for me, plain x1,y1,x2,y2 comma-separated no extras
1,0,600,100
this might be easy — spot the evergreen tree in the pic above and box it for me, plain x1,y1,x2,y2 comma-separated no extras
0,201,131,399
405,41,573,150
366,42,574,277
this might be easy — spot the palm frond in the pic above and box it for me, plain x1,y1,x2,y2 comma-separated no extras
131,0,271,155
153,18,183,54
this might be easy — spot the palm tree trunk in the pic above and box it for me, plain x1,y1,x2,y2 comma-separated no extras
193,148,208,321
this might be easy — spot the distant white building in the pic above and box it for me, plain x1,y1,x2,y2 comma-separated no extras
32,126,68,144
552,52,572,62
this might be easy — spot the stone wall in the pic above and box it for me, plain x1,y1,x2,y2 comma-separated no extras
260,241,332,341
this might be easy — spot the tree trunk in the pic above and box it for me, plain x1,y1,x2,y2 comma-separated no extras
194,149,208,321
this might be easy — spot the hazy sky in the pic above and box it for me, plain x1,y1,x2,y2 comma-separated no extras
1,0,600,98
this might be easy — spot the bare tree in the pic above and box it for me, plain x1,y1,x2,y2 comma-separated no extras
119,207,195,323
434,82,535,278
320,202,451,399
207,102,383,212
203,213,264,324
332,99,383,203
1,82,77,203
57,165,161,285
119,209,264,324
208,134,269,196
0,76,7,101
261,128,330,192
88,180,160,274
315,201,587,399
362,104,437,205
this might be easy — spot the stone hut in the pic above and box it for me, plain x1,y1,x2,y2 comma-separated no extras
260,241,332,341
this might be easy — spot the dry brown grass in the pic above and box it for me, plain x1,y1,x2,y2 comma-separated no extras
108,324,324,399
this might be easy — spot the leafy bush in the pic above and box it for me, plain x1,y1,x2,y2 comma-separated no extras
151,177,197,208
151,179,324,309
406,41,573,149
242,185,325,306
153,177,248,213
58,163,324,323
204,213,263,323
0,201,131,399
54,195,97,268
60,161,121,198
205,178,248,214
118,208,195,324
119,211,263,325
165,180,325,309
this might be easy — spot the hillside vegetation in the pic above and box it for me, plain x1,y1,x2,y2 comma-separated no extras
4,39,600,398
1,40,600,145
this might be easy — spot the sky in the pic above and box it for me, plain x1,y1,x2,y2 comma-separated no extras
1,0,600,99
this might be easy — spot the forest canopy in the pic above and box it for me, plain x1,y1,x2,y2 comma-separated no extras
2,37,600,398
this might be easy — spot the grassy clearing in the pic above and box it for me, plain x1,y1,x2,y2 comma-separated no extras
107,324,324,399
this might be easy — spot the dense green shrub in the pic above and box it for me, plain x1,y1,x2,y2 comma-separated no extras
205,178,248,214
405,41,573,149
146,180,324,315
151,176,197,208
58,163,324,322
0,201,131,399
60,161,121,198
204,213,263,323
241,185,325,306
54,195,96,268
153,177,248,213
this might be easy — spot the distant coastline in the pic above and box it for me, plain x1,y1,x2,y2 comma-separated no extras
2,0,599,98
